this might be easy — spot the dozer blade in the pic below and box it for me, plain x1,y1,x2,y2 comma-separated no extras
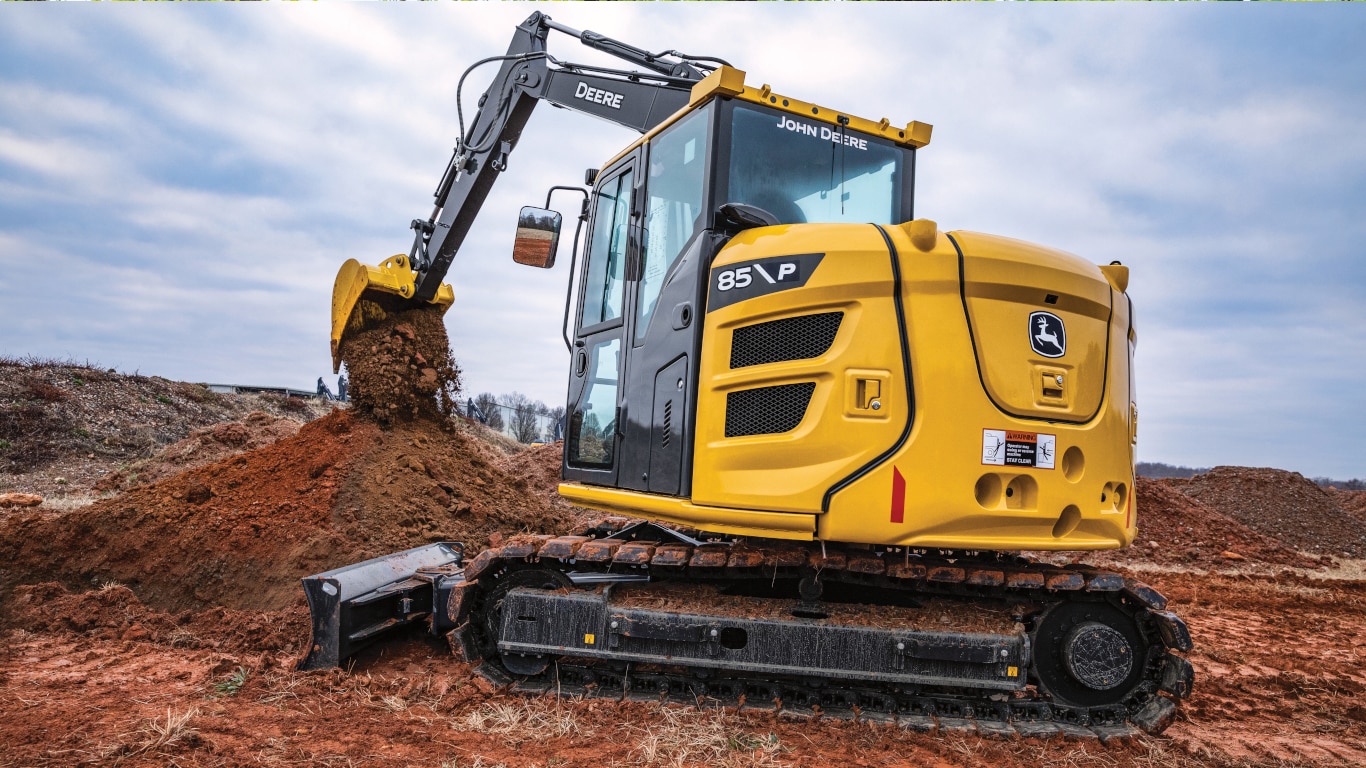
298,542,465,671
330,254,455,372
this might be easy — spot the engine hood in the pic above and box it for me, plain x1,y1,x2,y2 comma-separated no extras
950,231,1113,423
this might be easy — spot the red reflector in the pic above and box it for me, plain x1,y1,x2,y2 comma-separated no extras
891,467,905,524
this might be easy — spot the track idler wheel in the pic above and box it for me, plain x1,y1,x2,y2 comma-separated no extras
478,566,573,677
1032,600,1151,709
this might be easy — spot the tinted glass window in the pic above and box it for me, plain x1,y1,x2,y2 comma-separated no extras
639,108,709,342
567,338,620,469
728,104,901,224
581,169,633,328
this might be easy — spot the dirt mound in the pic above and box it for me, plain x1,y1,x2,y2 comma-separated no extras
496,440,570,510
93,411,304,493
1329,488,1366,520
332,413,562,554
0,409,561,614
1096,478,1322,569
0,359,330,496
3,582,307,655
339,306,460,425
1180,466,1366,557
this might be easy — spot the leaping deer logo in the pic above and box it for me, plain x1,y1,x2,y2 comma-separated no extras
1029,312,1066,358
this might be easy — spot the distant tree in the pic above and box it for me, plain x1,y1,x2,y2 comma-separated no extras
474,392,503,430
1313,476,1366,491
543,405,566,442
501,391,545,443
1135,462,1210,480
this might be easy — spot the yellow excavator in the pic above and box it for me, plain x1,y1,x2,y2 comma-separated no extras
305,13,1191,738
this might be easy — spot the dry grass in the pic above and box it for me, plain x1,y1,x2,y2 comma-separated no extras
441,758,510,768
619,705,788,768
109,707,199,760
1117,556,1366,583
32,493,104,512
461,698,582,743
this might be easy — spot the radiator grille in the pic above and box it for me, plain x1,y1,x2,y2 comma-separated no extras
730,312,843,369
725,382,816,438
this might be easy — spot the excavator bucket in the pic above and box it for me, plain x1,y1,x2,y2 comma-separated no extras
298,542,465,671
330,254,455,372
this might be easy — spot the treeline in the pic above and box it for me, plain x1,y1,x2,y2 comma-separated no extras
1138,461,1364,490
1135,462,1210,480
466,392,565,444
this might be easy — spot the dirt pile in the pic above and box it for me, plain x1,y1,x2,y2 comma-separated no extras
495,440,576,514
1180,466,1366,557
1100,478,1324,569
93,411,304,493
1327,488,1366,520
0,408,561,615
339,307,460,425
4,582,307,655
0,358,329,496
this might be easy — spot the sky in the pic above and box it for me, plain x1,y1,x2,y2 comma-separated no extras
1,4,1363,480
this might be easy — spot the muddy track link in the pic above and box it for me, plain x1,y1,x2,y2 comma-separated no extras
446,528,1192,737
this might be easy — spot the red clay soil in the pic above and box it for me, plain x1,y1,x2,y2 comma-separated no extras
3,567,1364,767
1327,488,1366,522
494,440,588,519
1089,478,1325,570
1157,570,1366,766
0,407,561,614
1179,467,1366,558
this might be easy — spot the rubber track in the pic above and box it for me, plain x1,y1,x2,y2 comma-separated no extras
455,532,1189,738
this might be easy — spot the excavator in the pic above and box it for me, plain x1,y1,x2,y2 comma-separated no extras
304,13,1192,738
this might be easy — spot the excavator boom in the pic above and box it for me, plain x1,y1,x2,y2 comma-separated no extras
329,12,713,372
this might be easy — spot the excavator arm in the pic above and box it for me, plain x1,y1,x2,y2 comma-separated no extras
330,12,717,370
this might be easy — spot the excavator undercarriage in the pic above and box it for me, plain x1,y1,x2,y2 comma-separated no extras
302,522,1192,736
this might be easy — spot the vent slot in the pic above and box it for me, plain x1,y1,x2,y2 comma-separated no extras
725,382,816,438
662,400,672,447
730,312,843,369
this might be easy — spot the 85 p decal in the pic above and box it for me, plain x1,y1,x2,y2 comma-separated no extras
707,252,824,311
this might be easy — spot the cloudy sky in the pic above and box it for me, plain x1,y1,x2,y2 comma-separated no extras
1,4,1363,479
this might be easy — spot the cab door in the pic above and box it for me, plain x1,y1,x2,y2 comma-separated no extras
564,156,639,487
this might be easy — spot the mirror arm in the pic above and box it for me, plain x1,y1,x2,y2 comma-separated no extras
545,185,589,211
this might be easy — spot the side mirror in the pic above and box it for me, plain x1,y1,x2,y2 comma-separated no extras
512,206,562,268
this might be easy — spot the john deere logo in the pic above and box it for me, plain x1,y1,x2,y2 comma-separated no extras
1029,311,1066,358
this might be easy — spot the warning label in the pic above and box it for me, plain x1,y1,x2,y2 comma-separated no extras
982,429,1056,469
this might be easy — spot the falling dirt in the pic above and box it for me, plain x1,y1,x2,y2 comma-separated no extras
339,305,461,425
